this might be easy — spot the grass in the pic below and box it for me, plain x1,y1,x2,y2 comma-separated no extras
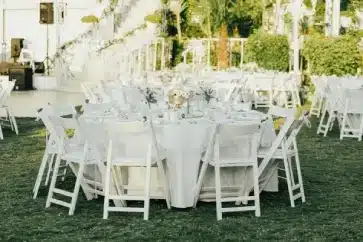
1,118,363,241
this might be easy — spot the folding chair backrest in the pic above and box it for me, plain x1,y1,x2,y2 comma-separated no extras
81,82,107,103
105,120,157,163
285,110,311,147
43,103,77,117
252,74,274,90
47,115,70,152
259,107,297,175
343,89,363,114
213,121,261,165
215,82,236,103
77,117,108,160
82,102,118,118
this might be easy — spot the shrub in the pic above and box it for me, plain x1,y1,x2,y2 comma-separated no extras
302,35,361,76
244,31,290,71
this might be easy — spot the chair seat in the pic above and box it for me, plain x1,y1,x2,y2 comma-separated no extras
209,159,255,167
257,147,296,159
111,154,166,167
61,148,103,164
47,139,84,154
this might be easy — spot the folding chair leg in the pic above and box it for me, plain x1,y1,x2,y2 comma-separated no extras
33,151,51,199
317,97,324,118
103,146,112,220
69,162,85,215
45,154,55,186
7,107,18,135
143,162,152,221
287,156,296,187
293,143,305,203
46,154,62,208
194,161,209,208
7,110,13,131
0,125,3,140
253,163,261,217
214,165,223,220
155,162,171,210
340,113,347,140
329,114,335,131
282,156,295,208
317,105,328,135
358,117,363,142
235,167,249,206
61,161,68,182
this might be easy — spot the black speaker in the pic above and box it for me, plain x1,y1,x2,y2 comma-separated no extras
40,2,54,24
11,38,24,58
34,62,45,74
8,67,34,91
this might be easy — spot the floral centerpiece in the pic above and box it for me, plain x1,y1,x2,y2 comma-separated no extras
199,86,214,104
139,87,157,108
167,88,187,109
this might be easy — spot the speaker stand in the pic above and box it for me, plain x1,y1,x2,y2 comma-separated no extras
44,22,53,75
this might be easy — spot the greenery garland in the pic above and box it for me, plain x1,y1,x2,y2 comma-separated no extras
96,23,148,54
51,0,121,63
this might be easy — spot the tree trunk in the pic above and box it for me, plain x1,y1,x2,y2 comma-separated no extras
218,24,229,69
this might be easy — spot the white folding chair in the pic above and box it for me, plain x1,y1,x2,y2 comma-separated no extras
251,74,274,108
309,76,327,118
33,104,80,199
81,82,110,104
0,80,18,136
339,89,363,141
281,74,301,108
46,116,106,215
258,110,309,207
215,82,237,104
103,119,170,220
194,121,262,220
317,81,342,137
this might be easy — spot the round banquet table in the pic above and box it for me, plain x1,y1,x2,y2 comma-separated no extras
125,113,279,208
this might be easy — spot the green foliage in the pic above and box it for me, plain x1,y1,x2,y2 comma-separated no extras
170,39,185,67
302,35,361,76
313,0,325,24
144,11,162,24
81,15,99,23
244,31,290,71
346,28,363,39
303,0,312,8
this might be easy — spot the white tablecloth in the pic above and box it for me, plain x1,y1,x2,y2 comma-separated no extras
127,118,278,208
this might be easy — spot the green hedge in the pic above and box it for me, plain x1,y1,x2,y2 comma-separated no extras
302,35,361,76
244,32,290,71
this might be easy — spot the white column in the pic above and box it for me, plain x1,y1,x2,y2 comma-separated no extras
207,39,211,67
0,0,5,62
292,0,301,74
332,0,340,36
325,0,333,36
145,43,149,71
274,0,281,34
153,39,157,71
161,38,165,70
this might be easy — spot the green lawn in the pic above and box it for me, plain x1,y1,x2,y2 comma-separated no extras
1,118,363,241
